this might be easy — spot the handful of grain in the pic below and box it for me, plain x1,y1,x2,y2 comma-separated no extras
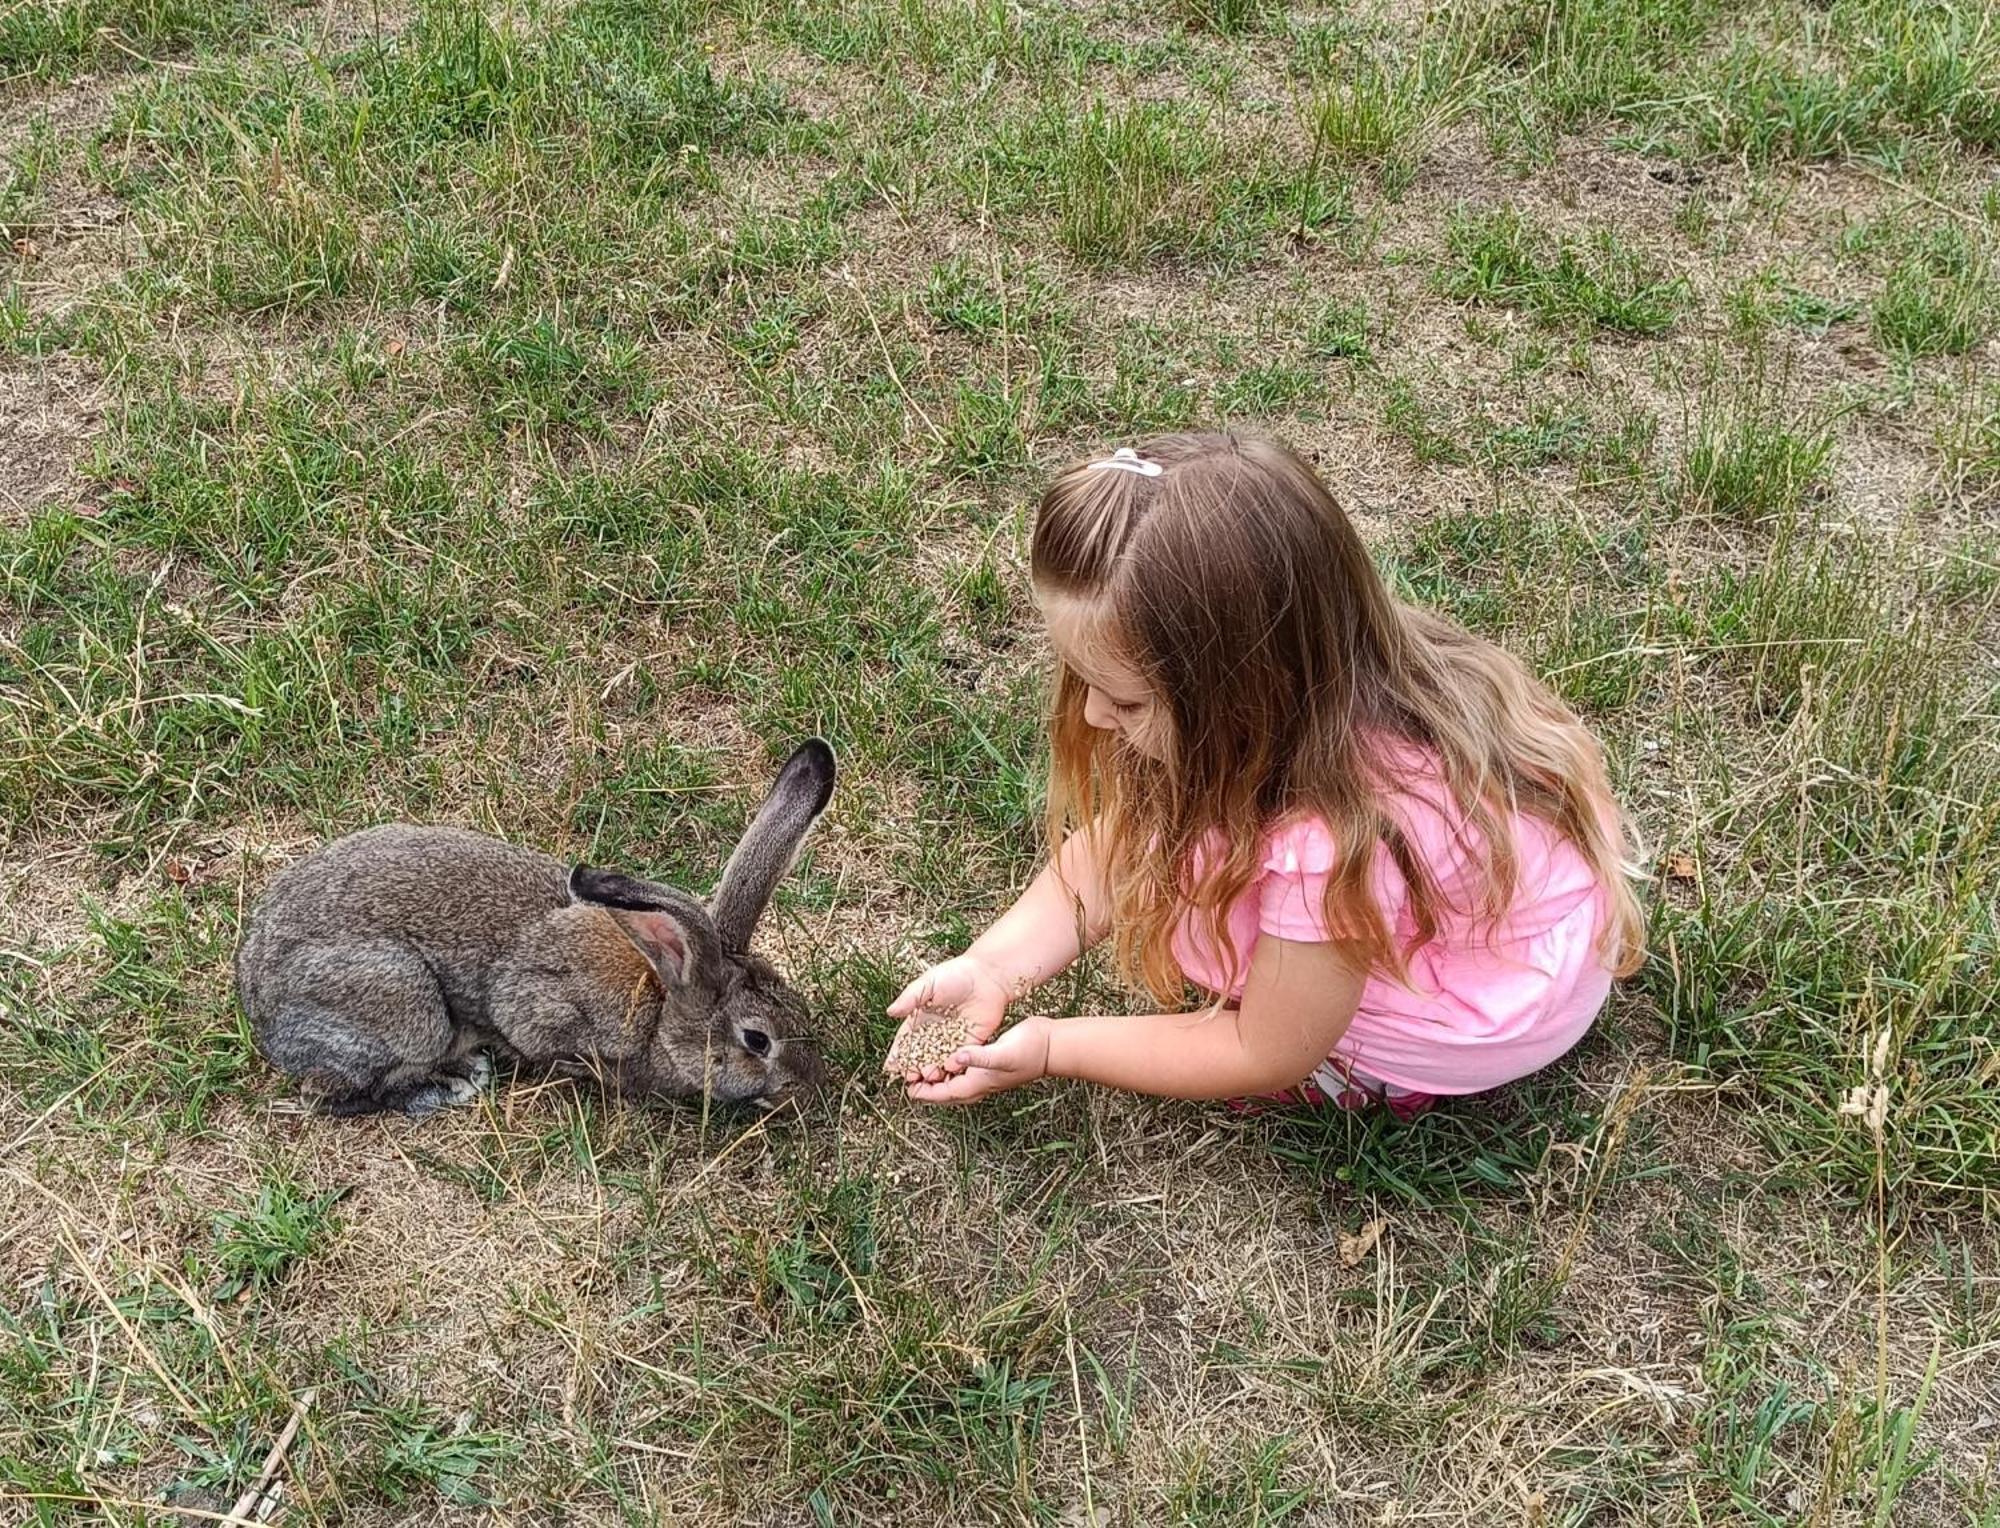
883,1005,974,1076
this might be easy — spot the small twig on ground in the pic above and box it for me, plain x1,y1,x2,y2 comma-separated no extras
1857,166,1987,228
839,269,946,449
223,1387,317,1528
94,30,201,72
0,1496,276,1525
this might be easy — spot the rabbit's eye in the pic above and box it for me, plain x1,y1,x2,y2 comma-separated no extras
741,1028,771,1057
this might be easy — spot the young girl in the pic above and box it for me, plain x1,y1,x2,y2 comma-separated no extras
888,432,1643,1116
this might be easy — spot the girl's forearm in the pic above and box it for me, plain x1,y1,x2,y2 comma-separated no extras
964,863,1091,993
1041,1009,1328,1100
965,833,1110,994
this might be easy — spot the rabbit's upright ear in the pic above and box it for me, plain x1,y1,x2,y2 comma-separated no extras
569,867,721,989
710,739,837,954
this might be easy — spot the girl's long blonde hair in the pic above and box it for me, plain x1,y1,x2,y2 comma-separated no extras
1032,431,1644,1005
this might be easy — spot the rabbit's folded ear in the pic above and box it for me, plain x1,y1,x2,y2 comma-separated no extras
569,867,720,989
710,738,837,955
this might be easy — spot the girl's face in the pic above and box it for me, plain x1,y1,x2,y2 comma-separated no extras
1039,589,1170,759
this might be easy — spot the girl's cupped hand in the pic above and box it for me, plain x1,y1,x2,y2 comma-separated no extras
902,1016,1053,1105
886,954,1013,1083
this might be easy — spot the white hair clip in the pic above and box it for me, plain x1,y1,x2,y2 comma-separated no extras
1084,446,1164,478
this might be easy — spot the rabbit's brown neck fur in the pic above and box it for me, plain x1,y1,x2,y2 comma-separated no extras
569,908,667,1043
574,910,658,998
620,968,654,1034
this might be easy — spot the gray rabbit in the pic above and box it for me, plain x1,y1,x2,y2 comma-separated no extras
236,739,835,1117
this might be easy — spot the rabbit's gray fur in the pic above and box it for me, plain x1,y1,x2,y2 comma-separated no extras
238,740,835,1117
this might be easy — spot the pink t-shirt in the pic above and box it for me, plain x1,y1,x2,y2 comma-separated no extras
1169,750,1615,1096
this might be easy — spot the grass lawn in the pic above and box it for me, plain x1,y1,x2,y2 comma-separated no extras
3,0,1999,1521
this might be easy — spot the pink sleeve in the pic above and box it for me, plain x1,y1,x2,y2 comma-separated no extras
1256,820,1339,943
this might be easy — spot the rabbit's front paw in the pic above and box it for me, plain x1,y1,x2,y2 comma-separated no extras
400,1053,496,1116
437,1051,494,1106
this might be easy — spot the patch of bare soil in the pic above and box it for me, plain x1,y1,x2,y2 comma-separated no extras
0,357,102,525
0,71,120,155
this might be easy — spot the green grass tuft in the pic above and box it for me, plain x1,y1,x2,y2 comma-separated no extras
0,0,259,79
1389,503,1658,714
1871,228,1996,360
1305,26,1486,195
1437,205,1687,336
1480,0,1722,139
1049,100,1227,267
1675,40,1888,164
1655,493,2000,1196
211,1176,345,1298
1175,0,1259,38
1307,297,1373,362
1677,367,1835,520
1843,0,2000,153
1940,385,2000,502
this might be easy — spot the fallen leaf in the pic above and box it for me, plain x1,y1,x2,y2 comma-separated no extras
1338,1216,1388,1268
385,338,405,357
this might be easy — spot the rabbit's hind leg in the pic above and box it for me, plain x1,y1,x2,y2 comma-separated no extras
253,939,475,1117
341,1060,490,1117
334,1049,495,1117
403,1049,495,1113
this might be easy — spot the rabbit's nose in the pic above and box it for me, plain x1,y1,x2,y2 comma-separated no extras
780,1044,830,1088
762,1067,828,1111
753,1088,809,1117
